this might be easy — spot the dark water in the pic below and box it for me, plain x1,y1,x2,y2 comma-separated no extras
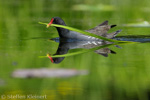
1,0,150,100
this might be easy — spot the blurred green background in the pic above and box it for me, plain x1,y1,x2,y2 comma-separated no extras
1,0,150,100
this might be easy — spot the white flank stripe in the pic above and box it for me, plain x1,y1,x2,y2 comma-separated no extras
87,36,91,38
92,41,97,45
91,37,96,39
88,41,92,44
98,42,102,44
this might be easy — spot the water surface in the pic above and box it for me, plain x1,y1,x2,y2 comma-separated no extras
1,0,150,100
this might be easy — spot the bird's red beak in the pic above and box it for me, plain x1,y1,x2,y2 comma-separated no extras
47,53,54,63
47,18,54,28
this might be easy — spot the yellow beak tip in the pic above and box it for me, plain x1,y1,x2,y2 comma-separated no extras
46,24,50,28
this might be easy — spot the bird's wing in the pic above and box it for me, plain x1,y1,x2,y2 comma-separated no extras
86,21,116,36
94,48,116,57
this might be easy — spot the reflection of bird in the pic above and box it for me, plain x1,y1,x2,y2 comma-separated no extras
47,17,121,40
51,40,116,64
48,17,121,64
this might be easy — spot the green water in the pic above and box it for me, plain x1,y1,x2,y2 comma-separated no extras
1,0,150,100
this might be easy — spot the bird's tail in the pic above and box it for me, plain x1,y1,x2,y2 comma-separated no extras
106,29,122,38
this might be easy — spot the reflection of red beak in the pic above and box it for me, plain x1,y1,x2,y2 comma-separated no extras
47,18,54,28
47,54,54,63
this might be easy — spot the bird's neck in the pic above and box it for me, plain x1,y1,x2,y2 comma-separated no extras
55,27,69,38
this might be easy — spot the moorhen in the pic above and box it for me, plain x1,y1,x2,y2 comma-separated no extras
47,17,121,41
47,17,121,63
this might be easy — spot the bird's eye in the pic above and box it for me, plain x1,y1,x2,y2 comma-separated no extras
55,19,58,21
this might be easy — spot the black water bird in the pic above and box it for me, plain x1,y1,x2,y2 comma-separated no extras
47,17,121,63
48,17,121,40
